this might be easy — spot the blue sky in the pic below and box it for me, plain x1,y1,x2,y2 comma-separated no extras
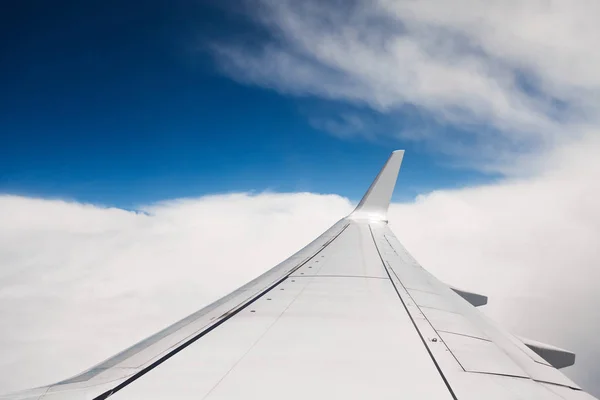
0,0,497,208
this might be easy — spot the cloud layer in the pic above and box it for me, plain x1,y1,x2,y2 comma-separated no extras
1,137,599,395
213,0,600,169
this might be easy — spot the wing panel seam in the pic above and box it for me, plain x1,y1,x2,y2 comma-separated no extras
385,265,468,373
368,225,458,400
437,330,492,343
289,275,388,280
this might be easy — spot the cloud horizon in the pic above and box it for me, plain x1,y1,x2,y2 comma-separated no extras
2,137,599,395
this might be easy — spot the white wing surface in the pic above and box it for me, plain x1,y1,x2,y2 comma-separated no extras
2,151,596,400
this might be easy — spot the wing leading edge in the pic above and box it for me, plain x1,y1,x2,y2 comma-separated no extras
1,151,595,400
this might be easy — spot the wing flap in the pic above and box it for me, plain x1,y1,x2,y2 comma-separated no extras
439,332,528,377
420,307,490,341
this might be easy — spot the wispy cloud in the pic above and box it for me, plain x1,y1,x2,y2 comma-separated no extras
212,0,600,169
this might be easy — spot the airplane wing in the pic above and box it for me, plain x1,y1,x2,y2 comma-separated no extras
2,150,596,400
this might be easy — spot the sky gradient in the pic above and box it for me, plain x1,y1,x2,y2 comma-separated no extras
0,0,494,207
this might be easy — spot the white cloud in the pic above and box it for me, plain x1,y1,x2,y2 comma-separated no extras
213,0,600,169
1,136,600,395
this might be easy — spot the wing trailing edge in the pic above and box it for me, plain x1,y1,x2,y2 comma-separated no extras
349,150,404,222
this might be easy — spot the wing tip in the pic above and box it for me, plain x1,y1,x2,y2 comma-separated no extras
349,150,404,222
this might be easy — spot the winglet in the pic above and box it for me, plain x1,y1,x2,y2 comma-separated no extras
349,150,404,222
